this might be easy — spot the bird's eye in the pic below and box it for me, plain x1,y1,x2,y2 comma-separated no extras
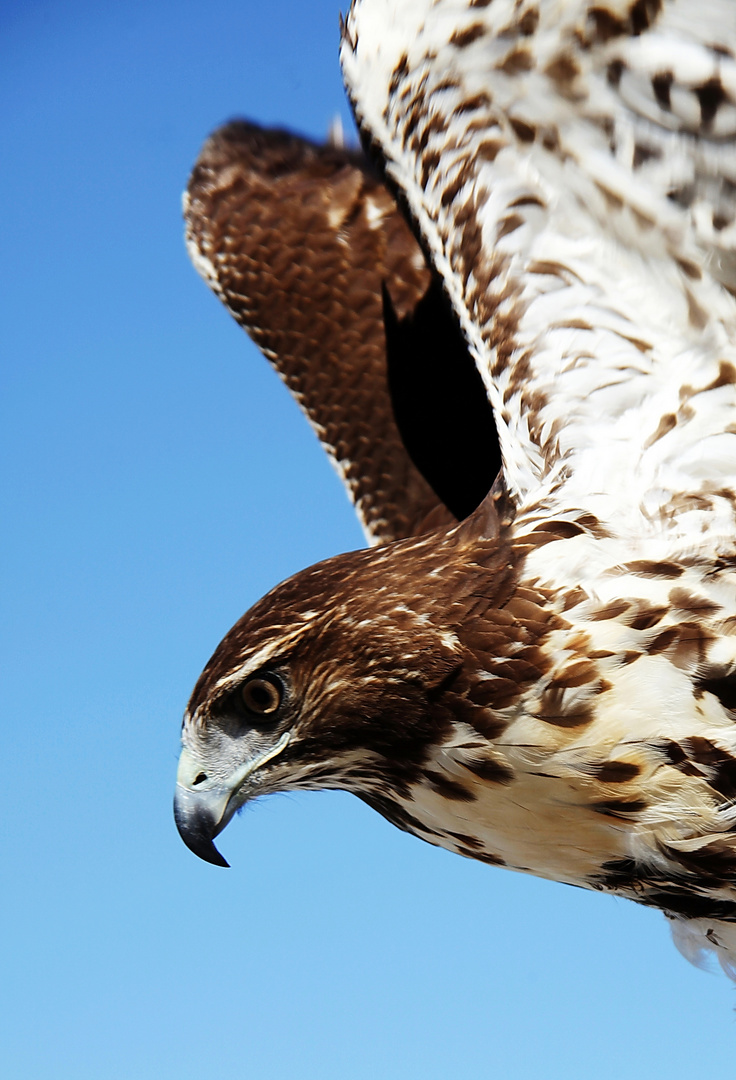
240,674,283,717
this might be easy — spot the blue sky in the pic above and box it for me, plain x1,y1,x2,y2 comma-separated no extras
2,2,735,1077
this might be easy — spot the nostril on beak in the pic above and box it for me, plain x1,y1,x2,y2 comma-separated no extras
193,772,207,785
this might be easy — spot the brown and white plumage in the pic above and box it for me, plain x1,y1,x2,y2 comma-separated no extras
176,0,736,979
184,121,498,541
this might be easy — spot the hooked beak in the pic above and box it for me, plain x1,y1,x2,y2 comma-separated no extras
173,750,232,867
174,733,291,867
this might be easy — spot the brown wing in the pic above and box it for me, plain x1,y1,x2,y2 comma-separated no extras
184,120,455,544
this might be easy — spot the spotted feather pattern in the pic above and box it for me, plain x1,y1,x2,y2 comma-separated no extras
176,0,736,983
340,0,736,977
341,0,736,545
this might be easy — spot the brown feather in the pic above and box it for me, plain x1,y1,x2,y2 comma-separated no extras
185,120,454,542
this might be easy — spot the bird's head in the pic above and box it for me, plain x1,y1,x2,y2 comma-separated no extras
174,498,516,865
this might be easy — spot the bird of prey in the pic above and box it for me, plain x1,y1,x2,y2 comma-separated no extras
175,0,736,980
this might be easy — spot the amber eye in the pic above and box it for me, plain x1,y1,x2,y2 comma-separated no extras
240,674,283,717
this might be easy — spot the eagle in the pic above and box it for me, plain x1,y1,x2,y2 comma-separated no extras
175,0,736,980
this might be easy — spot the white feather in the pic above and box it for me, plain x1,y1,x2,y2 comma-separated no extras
341,0,736,980
341,0,736,549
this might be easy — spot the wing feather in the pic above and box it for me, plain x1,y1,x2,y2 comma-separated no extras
184,120,454,543
341,0,736,550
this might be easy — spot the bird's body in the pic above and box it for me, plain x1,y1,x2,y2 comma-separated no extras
176,0,736,979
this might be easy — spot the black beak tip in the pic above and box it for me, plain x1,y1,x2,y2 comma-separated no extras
174,795,231,868
184,835,231,869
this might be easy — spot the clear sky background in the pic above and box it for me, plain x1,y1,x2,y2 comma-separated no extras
2,2,735,1078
